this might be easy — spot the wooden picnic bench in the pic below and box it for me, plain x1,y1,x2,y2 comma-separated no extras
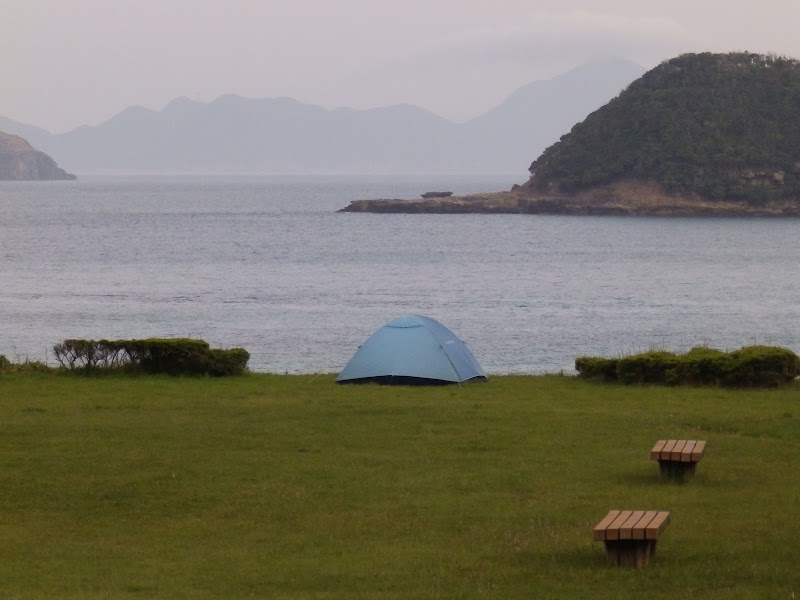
650,439,706,482
593,510,670,567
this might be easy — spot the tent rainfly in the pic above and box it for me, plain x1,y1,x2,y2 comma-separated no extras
336,314,487,385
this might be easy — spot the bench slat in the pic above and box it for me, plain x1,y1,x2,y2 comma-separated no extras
691,440,706,461
645,511,670,540
619,510,646,540
660,440,678,460
605,510,634,541
651,439,706,463
593,510,621,541
650,440,667,460
631,511,659,540
680,440,697,462
670,440,688,461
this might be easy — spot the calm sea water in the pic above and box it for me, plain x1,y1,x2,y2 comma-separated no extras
1,175,798,374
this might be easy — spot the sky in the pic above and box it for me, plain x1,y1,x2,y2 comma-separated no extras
3,0,800,133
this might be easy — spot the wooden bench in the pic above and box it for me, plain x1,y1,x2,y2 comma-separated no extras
650,439,706,482
593,510,670,567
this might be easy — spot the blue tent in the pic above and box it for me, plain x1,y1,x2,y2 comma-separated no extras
337,315,487,385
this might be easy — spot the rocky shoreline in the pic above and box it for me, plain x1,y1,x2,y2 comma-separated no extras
338,181,800,216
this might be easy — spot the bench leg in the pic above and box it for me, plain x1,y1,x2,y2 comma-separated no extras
658,460,697,483
603,540,657,568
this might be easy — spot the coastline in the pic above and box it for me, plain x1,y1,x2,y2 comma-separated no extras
339,181,800,216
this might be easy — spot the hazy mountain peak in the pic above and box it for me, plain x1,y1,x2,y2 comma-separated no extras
501,58,645,106
555,57,645,81
211,93,248,104
6,58,654,174
164,96,201,111
104,105,158,127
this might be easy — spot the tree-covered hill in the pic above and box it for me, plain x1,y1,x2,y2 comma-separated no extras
526,52,800,204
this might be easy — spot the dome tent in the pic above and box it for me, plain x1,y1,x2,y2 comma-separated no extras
337,315,487,385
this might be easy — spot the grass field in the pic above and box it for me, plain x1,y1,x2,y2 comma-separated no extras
1,373,798,599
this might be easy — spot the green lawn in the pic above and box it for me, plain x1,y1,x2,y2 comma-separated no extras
1,373,798,599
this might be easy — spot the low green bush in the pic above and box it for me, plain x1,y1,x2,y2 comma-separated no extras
576,345,800,388
665,347,734,386
617,351,677,385
207,348,251,376
126,338,215,375
724,345,800,387
574,356,618,381
52,338,249,376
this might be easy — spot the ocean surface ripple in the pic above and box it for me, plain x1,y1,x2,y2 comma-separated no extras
1,175,798,374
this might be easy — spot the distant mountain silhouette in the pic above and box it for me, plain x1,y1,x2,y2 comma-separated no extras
458,59,646,171
0,117,53,152
0,59,644,174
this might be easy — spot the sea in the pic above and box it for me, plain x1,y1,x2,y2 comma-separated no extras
1,174,798,375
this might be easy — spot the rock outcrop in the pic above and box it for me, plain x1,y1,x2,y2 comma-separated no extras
339,181,800,216
0,132,76,180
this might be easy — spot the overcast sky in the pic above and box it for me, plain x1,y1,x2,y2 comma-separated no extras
3,0,800,132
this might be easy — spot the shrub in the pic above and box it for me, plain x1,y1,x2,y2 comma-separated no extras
616,351,678,385
724,345,800,387
128,338,215,375
207,348,251,376
53,338,249,376
665,347,734,386
52,339,128,371
576,345,799,388
574,356,619,381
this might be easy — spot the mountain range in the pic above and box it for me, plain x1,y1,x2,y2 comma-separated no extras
0,59,645,175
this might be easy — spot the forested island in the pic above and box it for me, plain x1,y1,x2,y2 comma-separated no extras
341,52,800,216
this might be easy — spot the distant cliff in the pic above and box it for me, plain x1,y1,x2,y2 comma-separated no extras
0,132,76,180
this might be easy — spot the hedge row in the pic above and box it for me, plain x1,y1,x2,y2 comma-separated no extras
52,338,249,376
575,345,800,388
